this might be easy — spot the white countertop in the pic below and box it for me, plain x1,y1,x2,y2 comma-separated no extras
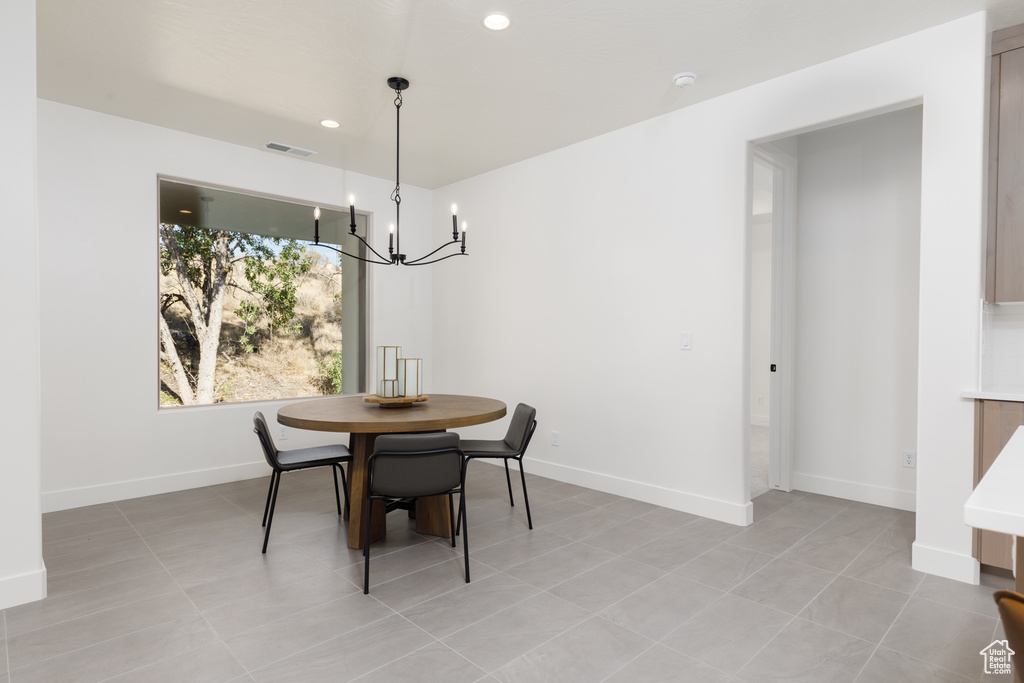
962,390,1024,403
965,426,1024,536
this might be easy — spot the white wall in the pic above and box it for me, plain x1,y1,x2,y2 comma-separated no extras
433,14,988,582
0,0,45,610
791,107,922,510
36,101,433,510
982,303,1024,391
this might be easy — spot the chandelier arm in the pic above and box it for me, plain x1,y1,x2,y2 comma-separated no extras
347,231,396,263
309,242,393,266
403,241,465,265
403,251,468,266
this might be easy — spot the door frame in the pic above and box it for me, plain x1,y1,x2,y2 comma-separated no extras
753,144,797,493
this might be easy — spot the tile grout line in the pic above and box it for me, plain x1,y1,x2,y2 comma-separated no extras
595,639,663,683
689,501,901,679
731,614,800,680
810,514,940,682
349,612,484,681
103,499,254,682
246,611,398,678
392,570,540,642
6,530,185,671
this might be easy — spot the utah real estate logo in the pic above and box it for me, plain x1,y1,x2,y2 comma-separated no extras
980,639,1014,676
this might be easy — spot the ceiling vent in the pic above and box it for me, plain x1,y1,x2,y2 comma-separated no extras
262,141,317,158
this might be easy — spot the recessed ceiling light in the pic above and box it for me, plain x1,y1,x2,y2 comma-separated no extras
320,119,340,128
179,209,192,214
483,13,510,30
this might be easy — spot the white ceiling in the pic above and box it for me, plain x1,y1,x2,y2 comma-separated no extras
37,0,1024,189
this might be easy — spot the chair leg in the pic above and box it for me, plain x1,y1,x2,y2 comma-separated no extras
262,471,277,528
518,458,533,530
262,472,282,553
363,494,373,594
455,459,470,537
504,459,515,506
338,463,350,517
455,492,463,537
332,465,342,516
459,488,470,583
448,493,456,547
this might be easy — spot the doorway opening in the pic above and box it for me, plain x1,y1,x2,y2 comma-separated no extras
747,106,922,510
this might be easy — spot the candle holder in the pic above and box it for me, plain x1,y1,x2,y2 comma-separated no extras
376,346,401,397
366,345,428,407
398,358,422,397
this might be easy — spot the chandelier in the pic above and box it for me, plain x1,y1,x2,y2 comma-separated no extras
312,77,467,266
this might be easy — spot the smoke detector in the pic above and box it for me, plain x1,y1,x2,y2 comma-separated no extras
673,72,697,88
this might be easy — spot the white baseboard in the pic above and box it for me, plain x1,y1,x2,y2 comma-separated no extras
792,472,915,511
42,461,271,513
912,541,980,585
0,561,46,610
519,458,752,526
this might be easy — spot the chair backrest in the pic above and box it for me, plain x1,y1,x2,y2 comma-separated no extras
252,411,280,470
503,403,538,454
370,433,464,498
995,590,1024,661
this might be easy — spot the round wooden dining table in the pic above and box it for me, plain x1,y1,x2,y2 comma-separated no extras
277,394,506,549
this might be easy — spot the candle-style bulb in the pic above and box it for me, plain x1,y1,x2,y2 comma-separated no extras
389,223,395,234
313,206,321,220
461,221,467,233
348,196,356,233
451,203,458,214
461,221,467,252
349,194,355,206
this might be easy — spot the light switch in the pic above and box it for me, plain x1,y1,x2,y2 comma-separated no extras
681,332,692,350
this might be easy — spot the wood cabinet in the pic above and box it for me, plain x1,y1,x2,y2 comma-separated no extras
973,399,1024,569
987,24,1024,302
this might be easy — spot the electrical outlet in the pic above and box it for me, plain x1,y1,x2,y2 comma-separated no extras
902,449,916,468
551,431,560,447
279,426,288,441
756,396,764,406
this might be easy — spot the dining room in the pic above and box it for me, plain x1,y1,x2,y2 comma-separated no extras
5,1,1024,681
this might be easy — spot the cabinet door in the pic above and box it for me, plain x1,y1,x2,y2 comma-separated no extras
976,400,1024,569
994,47,1024,302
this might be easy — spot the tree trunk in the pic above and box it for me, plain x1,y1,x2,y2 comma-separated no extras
159,315,195,405
159,225,233,405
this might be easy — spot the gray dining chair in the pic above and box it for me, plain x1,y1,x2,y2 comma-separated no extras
364,432,469,594
253,411,353,553
458,403,537,532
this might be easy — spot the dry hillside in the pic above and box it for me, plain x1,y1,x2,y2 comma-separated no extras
159,253,345,405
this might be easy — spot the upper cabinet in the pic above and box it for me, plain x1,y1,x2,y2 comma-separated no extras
988,24,1024,303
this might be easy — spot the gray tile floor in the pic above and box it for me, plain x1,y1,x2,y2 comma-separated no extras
1,463,1015,682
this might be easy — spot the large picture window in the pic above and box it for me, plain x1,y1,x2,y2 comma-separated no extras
158,178,366,407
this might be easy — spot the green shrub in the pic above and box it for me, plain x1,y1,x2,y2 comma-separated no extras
316,350,343,395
